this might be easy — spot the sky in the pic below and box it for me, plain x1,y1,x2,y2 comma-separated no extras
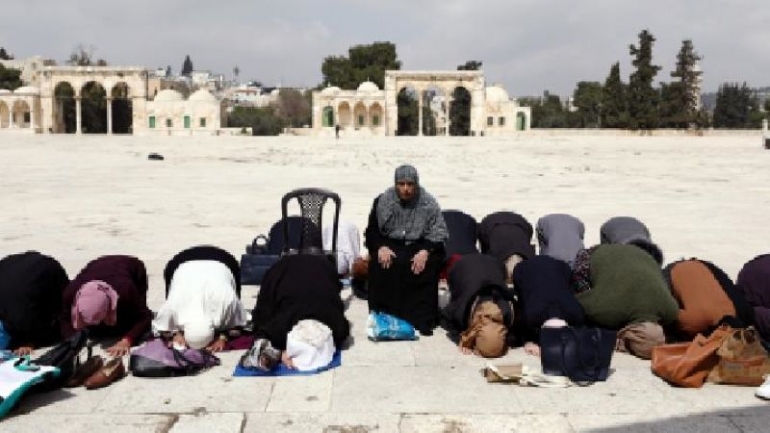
2,0,768,97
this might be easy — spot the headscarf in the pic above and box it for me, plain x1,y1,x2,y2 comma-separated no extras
536,213,585,269
375,165,449,244
600,216,663,265
285,319,336,371
615,321,666,360
459,301,508,358
72,280,119,330
152,260,248,342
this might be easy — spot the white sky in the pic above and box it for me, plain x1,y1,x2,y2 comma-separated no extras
2,0,768,96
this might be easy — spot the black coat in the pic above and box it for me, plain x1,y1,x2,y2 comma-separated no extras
0,251,69,348
252,254,350,350
443,254,515,333
478,212,535,262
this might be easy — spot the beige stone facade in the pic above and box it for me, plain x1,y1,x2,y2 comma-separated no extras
310,70,530,137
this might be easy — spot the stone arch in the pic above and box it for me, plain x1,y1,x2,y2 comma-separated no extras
0,101,9,128
80,81,108,134
369,102,383,127
450,86,472,136
54,81,77,133
12,100,31,128
111,82,133,134
353,101,367,128
337,101,352,128
397,86,418,136
321,105,335,127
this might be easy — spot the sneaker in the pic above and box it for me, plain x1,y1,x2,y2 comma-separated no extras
757,376,770,400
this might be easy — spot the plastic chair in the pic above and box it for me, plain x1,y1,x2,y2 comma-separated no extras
280,188,341,265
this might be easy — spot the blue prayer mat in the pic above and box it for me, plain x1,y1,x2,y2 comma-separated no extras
232,350,341,377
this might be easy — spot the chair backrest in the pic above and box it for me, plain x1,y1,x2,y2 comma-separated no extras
442,209,479,256
281,188,341,256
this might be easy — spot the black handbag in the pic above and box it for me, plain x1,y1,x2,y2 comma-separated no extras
539,326,616,383
240,235,281,285
32,330,90,391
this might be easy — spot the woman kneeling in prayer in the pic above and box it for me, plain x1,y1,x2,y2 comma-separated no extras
442,254,516,358
364,164,449,335
62,255,153,357
153,245,248,352
512,255,585,356
247,254,350,371
0,251,69,355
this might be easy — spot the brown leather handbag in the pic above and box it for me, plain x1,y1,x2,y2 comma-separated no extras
651,325,732,388
707,327,770,386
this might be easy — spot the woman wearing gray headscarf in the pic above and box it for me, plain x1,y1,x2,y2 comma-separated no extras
536,213,585,269
364,165,449,335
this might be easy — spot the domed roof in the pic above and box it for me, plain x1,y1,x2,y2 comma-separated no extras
154,89,184,102
188,89,218,102
485,85,510,103
320,86,341,97
357,81,379,93
14,86,40,95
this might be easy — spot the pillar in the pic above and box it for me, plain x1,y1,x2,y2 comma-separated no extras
75,97,82,134
106,98,113,134
418,91,423,137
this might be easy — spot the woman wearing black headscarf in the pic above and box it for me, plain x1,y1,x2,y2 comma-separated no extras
364,165,449,335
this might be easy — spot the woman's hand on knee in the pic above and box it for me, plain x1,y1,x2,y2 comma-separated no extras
378,246,396,269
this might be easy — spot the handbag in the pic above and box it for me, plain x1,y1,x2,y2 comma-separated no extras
240,235,281,285
539,326,617,383
32,330,90,392
651,324,732,388
707,327,770,386
129,339,220,378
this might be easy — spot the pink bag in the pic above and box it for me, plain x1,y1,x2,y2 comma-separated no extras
129,339,220,378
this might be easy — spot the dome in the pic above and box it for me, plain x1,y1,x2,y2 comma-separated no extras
154,89,184,102
485,85,510,103
188,89,218,102
320,86,341,97
356,81,379,93
14,86,40,95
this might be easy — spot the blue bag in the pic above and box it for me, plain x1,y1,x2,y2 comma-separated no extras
366,312,418,341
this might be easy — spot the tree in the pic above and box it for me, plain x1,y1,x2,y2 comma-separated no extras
712,82,763,128
660,40,703,128
181,55,193,77
448,61,482,135
570,81,604,127
0,63,23,91
457,60,483,71
66,44,107,66
602,62,628,128
627,30,661,130
0,47,13,60
233,65,240,83
396,88,418,135
321,42,401,89
227,106,284,136
166,65,172,77
518,92,567,128
276,88,311,127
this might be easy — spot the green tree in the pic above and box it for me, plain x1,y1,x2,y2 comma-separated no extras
0,47,13,60
396,88,418,136
660,40,703,128
321,42,401,89
518,92,567,128
181,55,193,77
448,60,481,135
276,88,311,127
0,63,23,91
457,60,483,71
627,30,661,130
712,82,763,128
602,62,628,128
227,106,284,136
570,81,604,127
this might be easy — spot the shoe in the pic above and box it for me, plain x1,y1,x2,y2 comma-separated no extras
757,376,770,400
84,357,125,390
64,355,104,388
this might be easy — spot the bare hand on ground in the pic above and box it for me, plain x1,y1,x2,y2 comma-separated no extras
106,338,130,357
13,346,33,356
524,342,540,357
206,338,226,353
378,246,396,269
458,344,472,355
171,332,187,349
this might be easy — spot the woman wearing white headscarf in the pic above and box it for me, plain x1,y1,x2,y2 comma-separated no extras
153,246,248,352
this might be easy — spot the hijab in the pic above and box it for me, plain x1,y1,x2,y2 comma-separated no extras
375,164,449,244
